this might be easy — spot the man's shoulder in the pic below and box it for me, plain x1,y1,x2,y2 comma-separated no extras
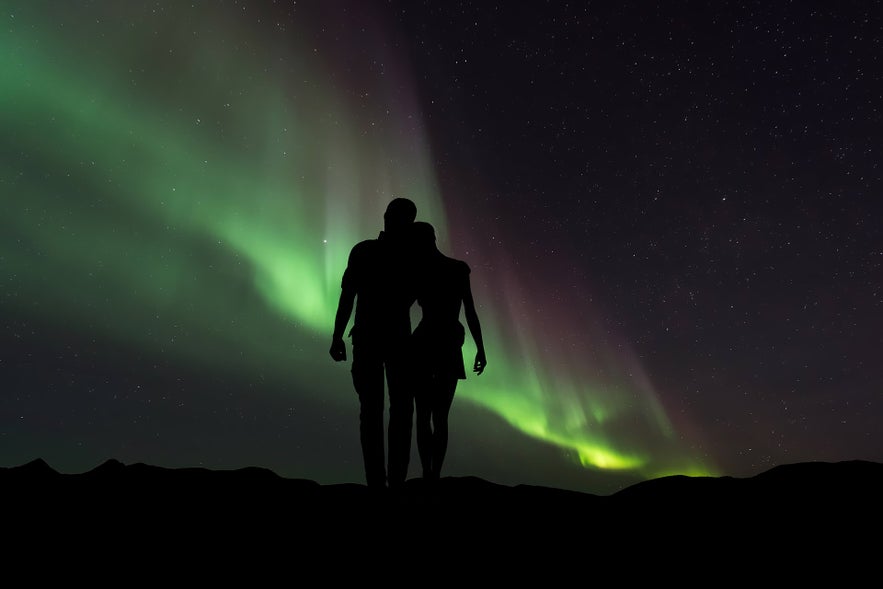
350,238,377,250
353,236,382,248
349,238,382,259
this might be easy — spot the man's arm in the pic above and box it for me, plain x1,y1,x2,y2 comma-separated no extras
330,245,360,362
329,286,355,361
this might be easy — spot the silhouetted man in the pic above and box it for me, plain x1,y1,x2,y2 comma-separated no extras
330,198,417,490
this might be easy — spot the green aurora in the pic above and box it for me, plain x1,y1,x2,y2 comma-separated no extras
1,2,713,483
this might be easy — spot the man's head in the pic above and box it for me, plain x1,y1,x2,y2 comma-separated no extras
384,198,417,235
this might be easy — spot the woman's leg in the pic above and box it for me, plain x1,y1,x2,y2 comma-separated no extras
430,377,458,479
415,384,434,479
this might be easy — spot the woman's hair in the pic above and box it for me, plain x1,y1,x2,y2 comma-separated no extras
411,221,437,246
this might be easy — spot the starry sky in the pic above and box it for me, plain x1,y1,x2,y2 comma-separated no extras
2,0,880,495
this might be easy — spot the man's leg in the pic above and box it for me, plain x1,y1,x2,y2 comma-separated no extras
385,352,414,489
351,344,386,488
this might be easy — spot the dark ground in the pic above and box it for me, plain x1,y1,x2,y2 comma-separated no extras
4,458,880,578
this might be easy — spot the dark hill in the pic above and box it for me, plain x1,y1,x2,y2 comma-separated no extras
3,459,880,572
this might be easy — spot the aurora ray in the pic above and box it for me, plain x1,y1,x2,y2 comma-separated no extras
1,0,712,486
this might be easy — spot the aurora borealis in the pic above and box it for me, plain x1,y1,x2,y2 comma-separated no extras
3,1,880,494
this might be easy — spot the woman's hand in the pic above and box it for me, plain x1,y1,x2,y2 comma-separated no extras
473,350,487,375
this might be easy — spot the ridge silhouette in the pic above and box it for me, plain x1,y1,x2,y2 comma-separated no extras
3,458,879,575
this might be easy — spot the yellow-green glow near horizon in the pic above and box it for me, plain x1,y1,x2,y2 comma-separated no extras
1,1,713,482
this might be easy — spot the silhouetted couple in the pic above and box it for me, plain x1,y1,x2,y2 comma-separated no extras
330,198,486,490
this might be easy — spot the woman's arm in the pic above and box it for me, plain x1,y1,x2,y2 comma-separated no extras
462,272,486,375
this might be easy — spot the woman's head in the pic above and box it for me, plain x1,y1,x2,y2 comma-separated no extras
410,221,438,254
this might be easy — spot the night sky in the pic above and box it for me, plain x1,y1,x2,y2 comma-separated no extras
2,0,880,495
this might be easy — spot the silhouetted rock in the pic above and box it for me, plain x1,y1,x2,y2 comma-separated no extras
6,457,57,478
3,457,880,569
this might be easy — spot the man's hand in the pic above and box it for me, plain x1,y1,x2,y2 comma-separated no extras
329,338,347,362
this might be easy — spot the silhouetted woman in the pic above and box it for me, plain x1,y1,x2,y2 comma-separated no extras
409,221,487,482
